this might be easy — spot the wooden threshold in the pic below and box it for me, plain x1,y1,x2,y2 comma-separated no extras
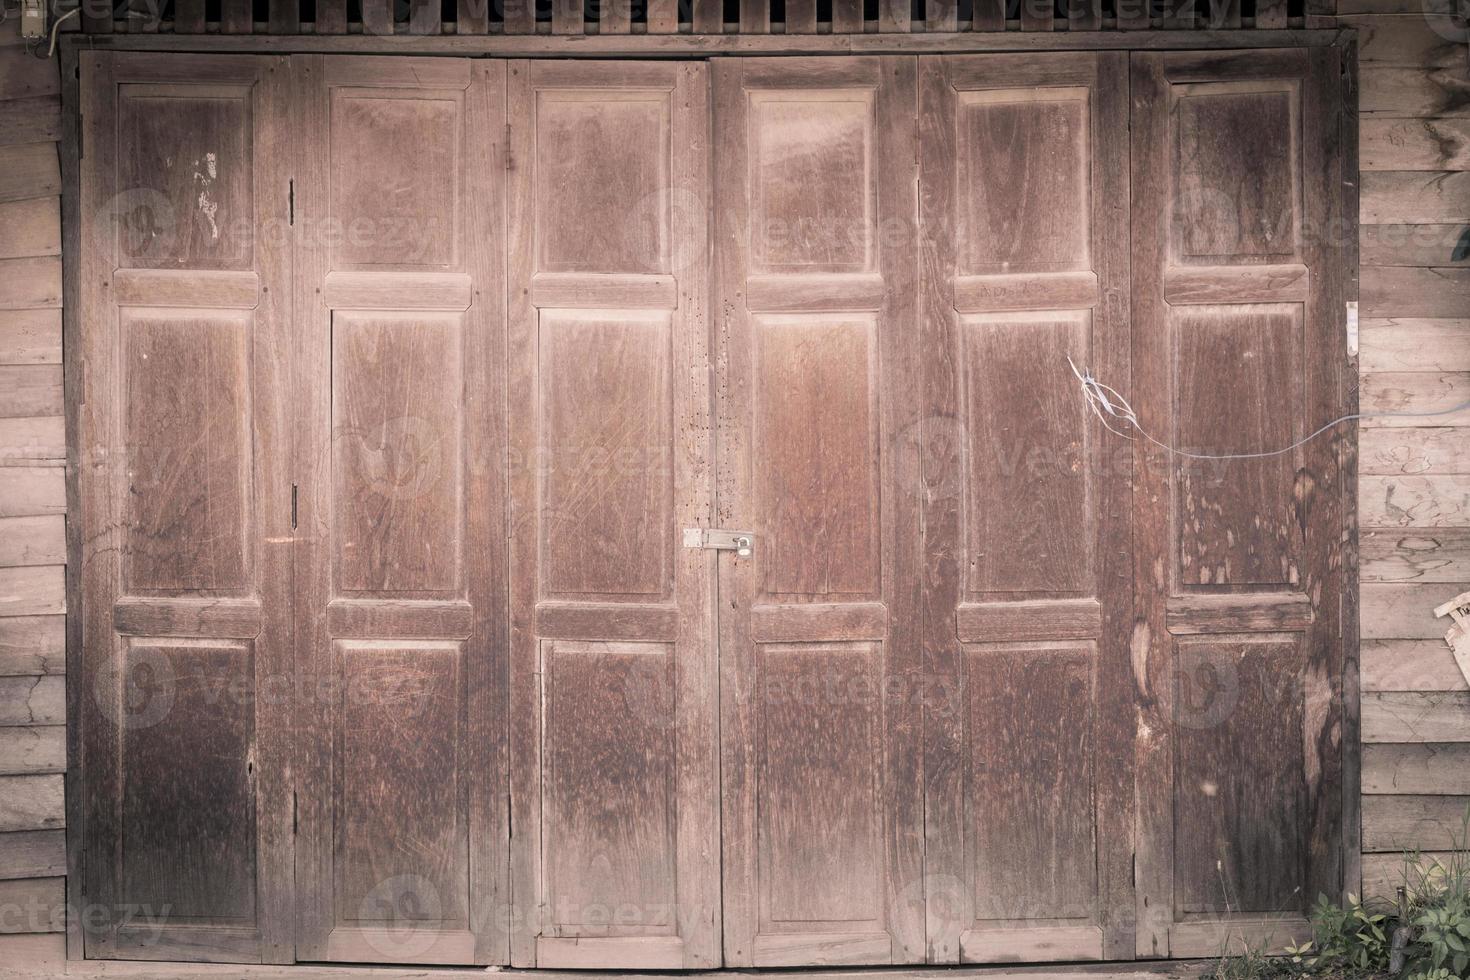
61,28,1350,57
12,961,1212,979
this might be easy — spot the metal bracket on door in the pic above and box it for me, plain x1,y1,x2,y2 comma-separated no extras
683,527,754,557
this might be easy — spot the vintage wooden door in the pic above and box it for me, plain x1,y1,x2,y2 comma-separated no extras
712,57,926,968
504,61,720,970
78,52,295,963
1130,49,1351,958
290,56,510,965
916,52,1137,965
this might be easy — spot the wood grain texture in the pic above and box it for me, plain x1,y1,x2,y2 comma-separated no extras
1362,267,1470,317
509,60,714,970
1363,794,1470,851
0,617,63,677
293,55,509,967
0,876,64,931
78,51,292,965
0,775,62,832
4,23,67,960
0,416,64,459
1361,226,1470,266
0,676,63,726
1363,691,1470,741
1361,319,1470,372
0,516,64,566
1364,852,1465,899
1364,639,1470,691
1361,427,1470,474
716,56,921,968
1361,475,1470,525
1363,743,1470,794
1361,120,1470,171
0,257,61,309
0,200,59,261
1362,527,1470,582
1361,172,1470,224
0,143,57,204
35,34,1401,967
0,830,65,879
0,469,63,519
1362,372,1470,427
1131,46,1352,948
1359,64,1470,117
0,727,65,774
1345,14,1467,68
0,311,60,366
1363,583,1469,637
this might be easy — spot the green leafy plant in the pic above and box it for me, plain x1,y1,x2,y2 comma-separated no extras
1211,807,1470,980
1294,892,1395,973
1410,898,1470,978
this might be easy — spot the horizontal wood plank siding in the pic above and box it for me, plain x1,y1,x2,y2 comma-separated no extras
0,19,66,963
1354,6,1470,896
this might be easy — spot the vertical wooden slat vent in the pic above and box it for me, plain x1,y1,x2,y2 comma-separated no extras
76,0,1352,35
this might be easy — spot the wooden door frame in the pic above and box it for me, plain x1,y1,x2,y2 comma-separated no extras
58,28,1352,56
58,33,1359,963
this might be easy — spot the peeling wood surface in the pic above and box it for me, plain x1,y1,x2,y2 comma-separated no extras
1361,527,1470,582
1363,638,1470,690
1363,583,1470,637
1360,475,1470,525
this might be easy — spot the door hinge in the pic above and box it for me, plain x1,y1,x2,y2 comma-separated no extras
682,527,754,557
292,791,298,835
1345,300,1359,357
288,179,295,226
504,124,513,172
291,484,298,530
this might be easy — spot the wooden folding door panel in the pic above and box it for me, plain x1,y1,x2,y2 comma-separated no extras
1131,49,1351,957
78,52,293,963
713,57,924,968
917,53,1134,965
505,61,718,970
291,56,509,965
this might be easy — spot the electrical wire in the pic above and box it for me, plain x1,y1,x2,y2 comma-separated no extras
1068,354,1470,461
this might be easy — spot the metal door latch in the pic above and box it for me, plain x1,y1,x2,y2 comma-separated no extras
683,528,754,557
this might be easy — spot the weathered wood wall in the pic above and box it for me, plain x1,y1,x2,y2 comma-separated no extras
0,8,1463,963
0,17,68,970
1350,0,1470,899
